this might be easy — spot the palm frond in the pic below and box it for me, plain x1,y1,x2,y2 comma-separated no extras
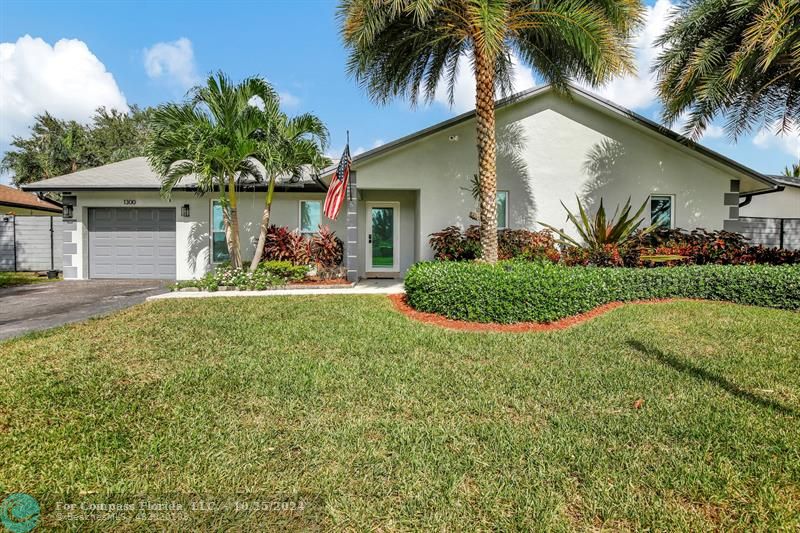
654,0,800,139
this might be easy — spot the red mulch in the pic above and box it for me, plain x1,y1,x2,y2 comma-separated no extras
388,294,705,333
288,278,351,287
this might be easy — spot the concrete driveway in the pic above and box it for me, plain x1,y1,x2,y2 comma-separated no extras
0,280,169,341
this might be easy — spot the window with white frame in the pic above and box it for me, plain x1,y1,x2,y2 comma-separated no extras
496,191,509,229
650,195,674,229
300,200,322,236
211,200,229,263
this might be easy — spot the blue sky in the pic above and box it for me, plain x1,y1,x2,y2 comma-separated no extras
0,0,794,186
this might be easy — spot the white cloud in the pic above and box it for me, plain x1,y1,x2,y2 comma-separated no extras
753,121,800,158
433,51,536,113
279,91,300,108
0,35,128,142
143,37,199,89
703,124,725,139
578,0,673,110
327,139,383,160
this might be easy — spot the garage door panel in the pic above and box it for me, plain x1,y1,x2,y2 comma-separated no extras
89,208,176,279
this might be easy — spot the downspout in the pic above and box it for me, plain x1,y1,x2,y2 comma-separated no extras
738,185,784,207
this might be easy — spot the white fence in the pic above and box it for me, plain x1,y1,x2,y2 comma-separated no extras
0,215,64,271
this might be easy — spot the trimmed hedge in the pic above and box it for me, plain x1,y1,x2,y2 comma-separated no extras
404,261,800,323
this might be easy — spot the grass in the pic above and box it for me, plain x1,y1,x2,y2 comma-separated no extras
0,271,58,288
1,296,798,530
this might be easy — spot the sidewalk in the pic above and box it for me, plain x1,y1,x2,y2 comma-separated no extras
147,278,404,301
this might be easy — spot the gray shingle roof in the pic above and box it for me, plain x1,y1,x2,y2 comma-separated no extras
21,157,326,192
769,174,800,189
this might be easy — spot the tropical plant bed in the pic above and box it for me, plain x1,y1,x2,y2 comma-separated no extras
171,260,349,292
405,261,800,324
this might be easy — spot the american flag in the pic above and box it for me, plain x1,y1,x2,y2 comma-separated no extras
323,144,351,220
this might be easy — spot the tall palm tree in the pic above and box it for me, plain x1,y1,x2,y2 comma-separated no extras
147,72,273,269
248,102,330,271
654,0,800,139
338,0,642,262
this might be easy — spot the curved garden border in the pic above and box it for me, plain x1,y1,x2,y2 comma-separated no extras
389,294,718,332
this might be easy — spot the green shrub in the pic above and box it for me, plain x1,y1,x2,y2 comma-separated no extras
259,260,308,281
404,261,800,323
170,262,308,292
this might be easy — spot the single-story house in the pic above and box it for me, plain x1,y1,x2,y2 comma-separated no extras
739,174,800,249
0,184,62,216
22,85,789,281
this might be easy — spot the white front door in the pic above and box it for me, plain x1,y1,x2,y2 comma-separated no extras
366,202,400,273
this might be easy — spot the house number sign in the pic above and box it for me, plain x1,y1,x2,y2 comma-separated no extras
123,199,137,205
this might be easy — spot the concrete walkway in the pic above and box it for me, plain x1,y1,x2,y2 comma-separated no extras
147,278,404,301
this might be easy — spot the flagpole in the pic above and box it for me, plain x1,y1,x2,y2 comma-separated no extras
346,130,351,201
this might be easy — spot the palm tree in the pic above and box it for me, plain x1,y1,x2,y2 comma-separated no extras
338,0,642,262
654,0,800,139
784,162,800,177
248,101,330,271
147,72,272,269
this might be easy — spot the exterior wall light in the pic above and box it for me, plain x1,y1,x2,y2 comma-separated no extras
63,204,73,219
181,204,190,217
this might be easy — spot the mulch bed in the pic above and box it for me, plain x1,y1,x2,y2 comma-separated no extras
287,278,351,288
388,294,705,332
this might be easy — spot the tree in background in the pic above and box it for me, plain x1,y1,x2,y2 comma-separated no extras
338,0,642,262
147,72,273,269
655,0,800,139
90,106,153,164
1,106,152,186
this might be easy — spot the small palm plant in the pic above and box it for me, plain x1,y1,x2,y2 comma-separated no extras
540,196,657,250
248,104,330,271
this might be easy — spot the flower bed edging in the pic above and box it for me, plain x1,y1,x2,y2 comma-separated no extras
178,280,353,292
389,294,720,332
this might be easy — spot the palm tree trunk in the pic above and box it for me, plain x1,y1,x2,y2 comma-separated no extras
226,174,243,268
249,175,276,272
474,47,499,263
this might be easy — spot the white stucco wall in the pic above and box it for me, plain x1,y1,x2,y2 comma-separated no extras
355,91,751,262
740,187,800,219
68,190,346,280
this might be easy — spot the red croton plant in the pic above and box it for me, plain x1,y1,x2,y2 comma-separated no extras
263,225,344,270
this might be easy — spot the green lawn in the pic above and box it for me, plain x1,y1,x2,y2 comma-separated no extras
1,296,798,530
0,271,58,288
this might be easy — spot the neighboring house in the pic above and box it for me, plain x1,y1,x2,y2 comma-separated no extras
0,184,62,216
22,85,784,281
739,174,800,249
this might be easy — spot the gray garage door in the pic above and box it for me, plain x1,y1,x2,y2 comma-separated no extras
89,208,176,279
